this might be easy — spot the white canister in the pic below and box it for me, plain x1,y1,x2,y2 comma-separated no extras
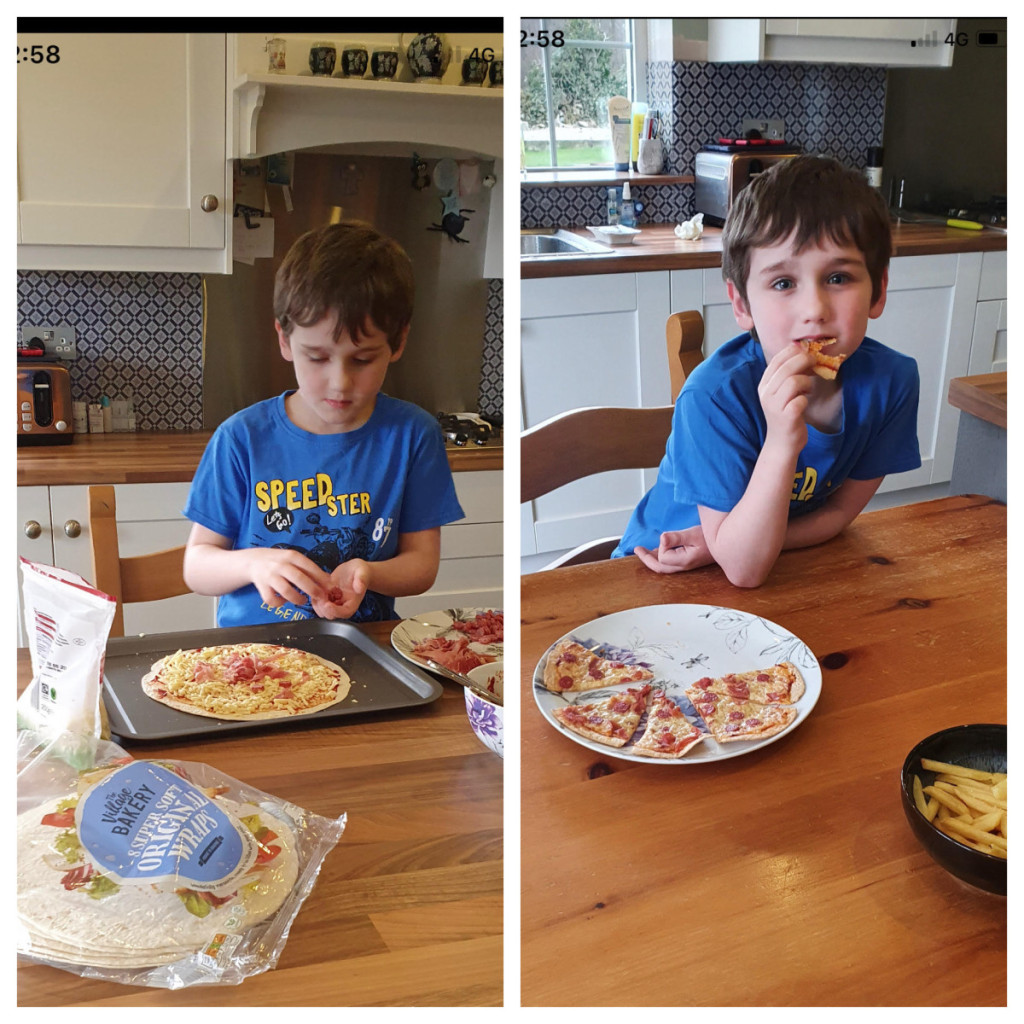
637,137,664,175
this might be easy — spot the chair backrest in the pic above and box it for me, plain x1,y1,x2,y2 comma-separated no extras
88,485,190,638
666,310,705,402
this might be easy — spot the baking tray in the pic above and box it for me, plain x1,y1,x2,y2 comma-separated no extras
101,619,444,742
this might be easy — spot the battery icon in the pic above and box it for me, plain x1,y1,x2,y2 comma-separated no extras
976,29,1006,47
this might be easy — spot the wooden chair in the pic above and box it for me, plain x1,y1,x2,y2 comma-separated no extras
666,309,705,402
520,310,706,570
88,485,190,638
520,405,675,568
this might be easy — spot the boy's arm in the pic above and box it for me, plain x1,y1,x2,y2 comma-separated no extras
183,522,332,608
779,475,882,549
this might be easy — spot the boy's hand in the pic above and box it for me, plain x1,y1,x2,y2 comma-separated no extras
634,525,714,574
247,547,332,609
759,344,815,455
311,559,370,620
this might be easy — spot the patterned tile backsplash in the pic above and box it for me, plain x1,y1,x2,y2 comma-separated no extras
521,59,887,228
17,269,503,432
17,270,205,431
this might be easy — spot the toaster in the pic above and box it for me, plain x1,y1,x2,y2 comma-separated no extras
17,360,74,445
694,148,800,227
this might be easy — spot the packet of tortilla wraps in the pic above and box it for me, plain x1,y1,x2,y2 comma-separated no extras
17,558,117,769
16,732,346,988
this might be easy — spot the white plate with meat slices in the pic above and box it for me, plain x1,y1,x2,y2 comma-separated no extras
533,604,821,763
391,608,503,699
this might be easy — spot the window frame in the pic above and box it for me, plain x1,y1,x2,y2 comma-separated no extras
522,18,647,174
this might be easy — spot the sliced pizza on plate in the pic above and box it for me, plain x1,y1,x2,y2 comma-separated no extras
687,661,805,705
632,689,706,759
543,639,654,694
684,683,798,743
551,684,652,747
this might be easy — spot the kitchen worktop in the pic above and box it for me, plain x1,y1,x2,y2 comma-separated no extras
521,222,1007,278
17,431,503,486
948,371,1007,429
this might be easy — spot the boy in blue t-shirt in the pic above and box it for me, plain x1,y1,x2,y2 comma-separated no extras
614,156,920,586
183,221,464,626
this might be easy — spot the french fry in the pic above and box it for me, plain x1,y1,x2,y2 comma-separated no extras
918,757,1008,858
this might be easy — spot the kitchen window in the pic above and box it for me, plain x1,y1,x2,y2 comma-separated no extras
521,18,645,172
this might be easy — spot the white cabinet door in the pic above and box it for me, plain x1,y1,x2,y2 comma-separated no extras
17,33,230,273
521,273,671,555
16,484,217,646
395,471,503,616
709,18,956,66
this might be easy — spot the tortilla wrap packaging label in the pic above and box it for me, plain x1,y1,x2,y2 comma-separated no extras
17,558,117,769
17,735,347,988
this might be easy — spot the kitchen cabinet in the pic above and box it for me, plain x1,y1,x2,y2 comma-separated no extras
395,470,503,616
522,251,996,559
17,33,231,274
707,18,957,67
16,483,216,646
967,252,1007,375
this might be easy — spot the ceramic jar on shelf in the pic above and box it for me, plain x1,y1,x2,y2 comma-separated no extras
406,32,452,83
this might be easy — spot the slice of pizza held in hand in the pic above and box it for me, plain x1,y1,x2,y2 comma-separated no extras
543,639,655,694
800,337,846,380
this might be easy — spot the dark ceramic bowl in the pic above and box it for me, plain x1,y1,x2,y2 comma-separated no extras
900,723,1007,895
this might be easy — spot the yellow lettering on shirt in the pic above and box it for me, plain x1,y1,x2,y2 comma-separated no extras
795,466,818,502
255,480,270,512
285,479,300,510
252,475,370,518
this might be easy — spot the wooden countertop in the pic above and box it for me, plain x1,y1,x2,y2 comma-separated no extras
521,222,1007,278
521,495,1006,1007
17,431,503,486
948,371,1007,429
17,620,503,1007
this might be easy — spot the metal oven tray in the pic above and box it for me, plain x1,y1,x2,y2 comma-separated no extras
101,619,443,742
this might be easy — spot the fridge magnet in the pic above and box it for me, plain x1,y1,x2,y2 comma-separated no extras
410,153,430,190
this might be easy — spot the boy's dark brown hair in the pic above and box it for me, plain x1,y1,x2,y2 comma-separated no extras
722,155,892,306
274,220,415,350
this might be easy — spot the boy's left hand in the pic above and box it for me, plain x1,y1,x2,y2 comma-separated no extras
634,525,714,574
311,559,370,619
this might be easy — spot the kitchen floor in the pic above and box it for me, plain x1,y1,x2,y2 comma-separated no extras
520,481,952,574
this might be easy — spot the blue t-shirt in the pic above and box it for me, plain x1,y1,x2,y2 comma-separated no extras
184,392,464,626
613,333,921,556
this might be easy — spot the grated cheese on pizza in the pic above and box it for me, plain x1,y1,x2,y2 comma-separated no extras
143,643,351,719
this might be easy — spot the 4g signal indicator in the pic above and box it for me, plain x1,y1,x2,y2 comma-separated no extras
910,28,1005,48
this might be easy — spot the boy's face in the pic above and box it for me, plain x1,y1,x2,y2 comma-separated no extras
276,315,406,434
727,231,888,366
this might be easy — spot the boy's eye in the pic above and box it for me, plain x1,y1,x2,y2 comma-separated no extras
827,272,851,285
770,278,795,291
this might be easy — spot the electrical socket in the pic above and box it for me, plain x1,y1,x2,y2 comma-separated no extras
20,324,77,360
741,118,786,140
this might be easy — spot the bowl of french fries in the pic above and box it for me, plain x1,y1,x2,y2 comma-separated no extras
900,723,1006,895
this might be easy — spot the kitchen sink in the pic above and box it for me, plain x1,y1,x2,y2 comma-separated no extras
520,230,614,258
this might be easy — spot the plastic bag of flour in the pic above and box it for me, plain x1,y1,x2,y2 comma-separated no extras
16,733,346,988
17,558,117,768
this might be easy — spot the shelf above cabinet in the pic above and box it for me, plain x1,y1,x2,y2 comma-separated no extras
233,74,502,160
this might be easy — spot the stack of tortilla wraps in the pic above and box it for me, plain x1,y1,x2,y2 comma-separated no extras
17,786,299,971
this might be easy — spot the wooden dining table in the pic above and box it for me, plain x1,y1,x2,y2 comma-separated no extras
17,621,503,1007
520,495,1006,1007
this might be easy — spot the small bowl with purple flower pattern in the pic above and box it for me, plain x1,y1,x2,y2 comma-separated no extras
465,662,503,757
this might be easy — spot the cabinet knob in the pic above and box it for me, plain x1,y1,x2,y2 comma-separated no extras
24,520,42,540
64,519,82,539
200,194,219,212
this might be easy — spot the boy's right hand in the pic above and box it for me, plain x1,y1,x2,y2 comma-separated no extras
246,547,332,609
758,344,815,455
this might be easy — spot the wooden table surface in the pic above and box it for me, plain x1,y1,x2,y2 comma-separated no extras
17,621,503,1007
948,372,1007,429
521,222,1007,278
520,495,1006,1007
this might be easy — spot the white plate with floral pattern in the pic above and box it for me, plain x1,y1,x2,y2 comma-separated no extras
533,604,821,763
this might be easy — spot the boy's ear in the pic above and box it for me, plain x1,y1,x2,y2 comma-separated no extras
275,320,294,362
388,325,410,363
726,280,755,332
868,267,889,320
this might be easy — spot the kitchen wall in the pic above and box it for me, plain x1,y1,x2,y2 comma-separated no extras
16,153,502,433
521,59,886,228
